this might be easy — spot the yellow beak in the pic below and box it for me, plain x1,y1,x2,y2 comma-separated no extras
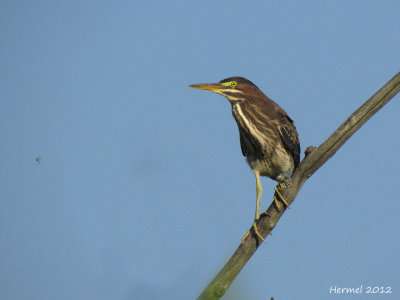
188,83,224,92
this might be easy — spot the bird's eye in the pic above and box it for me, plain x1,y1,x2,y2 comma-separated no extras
230,81,238,88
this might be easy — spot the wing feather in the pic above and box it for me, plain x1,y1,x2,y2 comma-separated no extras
278,113,300,167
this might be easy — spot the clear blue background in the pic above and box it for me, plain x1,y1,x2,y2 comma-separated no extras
1,1,399,299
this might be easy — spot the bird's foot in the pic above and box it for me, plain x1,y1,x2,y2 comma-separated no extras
274,184,290,211
252,221,264,242
241,230,250,243
241,220,265,244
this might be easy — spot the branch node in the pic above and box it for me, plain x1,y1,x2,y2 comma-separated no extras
305,145,316,157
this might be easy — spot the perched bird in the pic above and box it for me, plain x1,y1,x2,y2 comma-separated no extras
189,77,300,240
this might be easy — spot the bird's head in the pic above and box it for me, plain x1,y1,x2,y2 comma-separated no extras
189,77,260,103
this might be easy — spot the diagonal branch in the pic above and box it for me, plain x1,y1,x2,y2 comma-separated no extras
197,72,400,300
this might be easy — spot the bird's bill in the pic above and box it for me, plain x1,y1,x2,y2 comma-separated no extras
188,83,225,92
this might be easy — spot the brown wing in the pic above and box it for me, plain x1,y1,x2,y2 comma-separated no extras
278,113,300,167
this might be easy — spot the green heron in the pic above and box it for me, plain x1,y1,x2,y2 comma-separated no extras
189,77,300,240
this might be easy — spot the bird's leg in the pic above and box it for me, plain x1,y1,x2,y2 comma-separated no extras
241,171,264,243
252,171,264,241
254,170,262,220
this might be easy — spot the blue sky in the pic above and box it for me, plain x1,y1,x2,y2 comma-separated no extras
1,1,399,299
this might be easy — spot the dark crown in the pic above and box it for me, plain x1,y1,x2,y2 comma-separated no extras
219,77,256,86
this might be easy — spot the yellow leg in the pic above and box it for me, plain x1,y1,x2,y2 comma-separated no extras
241,171,264,243
254,171,262,220
253,171,264,240
274,185,290,211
